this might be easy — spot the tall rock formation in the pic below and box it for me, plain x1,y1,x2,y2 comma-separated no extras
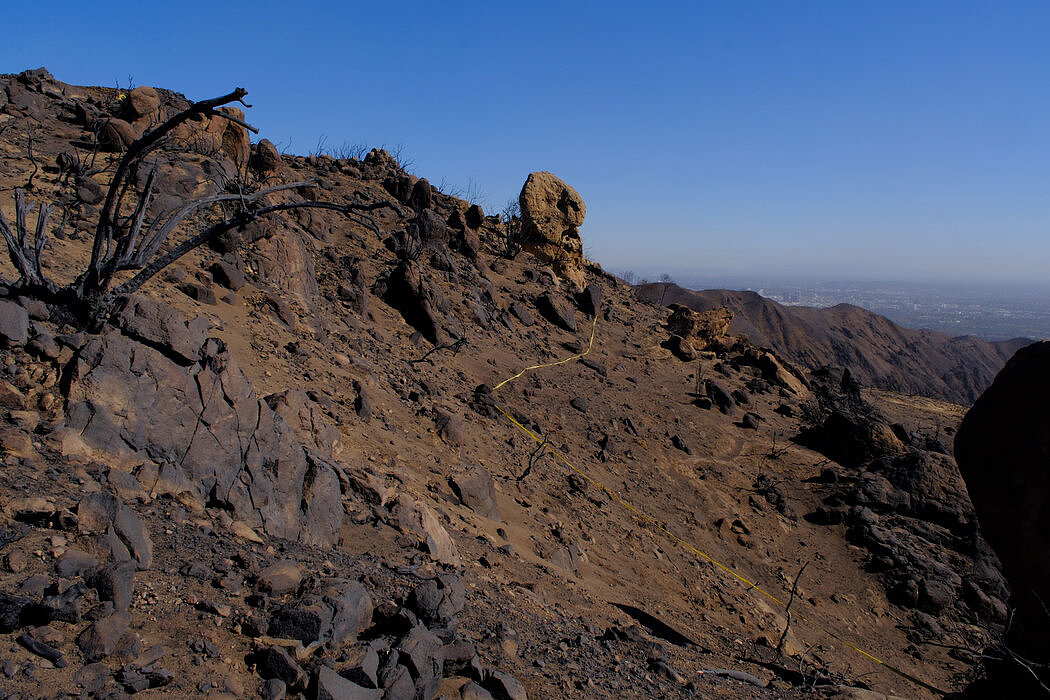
955,340,1050,694
518,171,586,289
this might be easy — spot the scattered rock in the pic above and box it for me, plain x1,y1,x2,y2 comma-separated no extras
0,300,29,346
210,260,247,291
258,562,302,596
315,665,383,699
450,468,501,520
537,293,576,332
409,574,466,628
55,549,99,578
255,645,308,690
78,611,130,662
483,669,528,700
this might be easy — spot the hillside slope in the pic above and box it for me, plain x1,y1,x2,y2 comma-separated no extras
0,68,1006,699
639,284,1029,405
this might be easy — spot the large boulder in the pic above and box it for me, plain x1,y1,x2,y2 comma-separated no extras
518,172,586,289
955,340,1050,688
65,322,342,547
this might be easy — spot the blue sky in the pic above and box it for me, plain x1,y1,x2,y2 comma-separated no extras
4,1,1049,285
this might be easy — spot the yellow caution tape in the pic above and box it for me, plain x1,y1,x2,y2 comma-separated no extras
490,311,947,696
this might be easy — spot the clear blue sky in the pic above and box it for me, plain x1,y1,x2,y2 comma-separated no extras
5,1,1049,285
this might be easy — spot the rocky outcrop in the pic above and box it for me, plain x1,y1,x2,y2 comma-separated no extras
955,341,1050,687
518,172,586,289
666,304,732,353
65,302,342,547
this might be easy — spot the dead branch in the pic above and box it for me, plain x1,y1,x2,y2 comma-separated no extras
408,337,467,364
87,88,251,290
0,189,56,292
208,109,259,134
777,561,809,658
519,439,549,482
25,133,39,190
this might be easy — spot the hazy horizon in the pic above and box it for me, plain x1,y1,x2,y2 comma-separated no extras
4,2,1050,287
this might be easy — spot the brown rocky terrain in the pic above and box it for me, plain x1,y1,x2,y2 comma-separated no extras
0,68,1017,699
638,284,1030,406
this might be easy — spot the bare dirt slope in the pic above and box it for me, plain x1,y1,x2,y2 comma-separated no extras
0,69,1006,699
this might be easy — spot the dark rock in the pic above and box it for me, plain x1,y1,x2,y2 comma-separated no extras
450,468,501,520
666,335,696,361
409,574,466,628
671,435,691,454
269,594,333,644
78,492,120,533
18,630,66,667
384,261,457,345
341,644,381,688
442,637,477,675
68,332,342,547
398,625,445,695
209,260,246,291
17,296,49,321
579,357,607,376
324,580,374,647
78,611,130,662
99,118,136,150
27,331,60,360
431,410,465,448
41,581,86,623
956,340,1050,672
408,178,433,211
0,594,32,632
693,396,713,410
537,293,577,332
570,396,588,412
261,677,287,700
465,204,485,229
353,381,372,420
463,681,496,700
255,645,308,690
483,669,528,700
704,380,734,415
0,300,29,346
509,302,534,327
55,549,99,578
178,282,217,305
577,284,602,316
741,412,761,430
75,662,111,692
315,665,382,699
113,506,152,570
113,295,206,363
381,663,415,700
75,175,106,204
416,208,449,244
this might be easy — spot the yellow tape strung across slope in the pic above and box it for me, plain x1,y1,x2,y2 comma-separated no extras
490,312,947,696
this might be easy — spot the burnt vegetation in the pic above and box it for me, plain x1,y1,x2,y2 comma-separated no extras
0,86,400,329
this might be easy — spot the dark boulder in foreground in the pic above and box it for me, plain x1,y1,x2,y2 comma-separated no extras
956,340,1050,694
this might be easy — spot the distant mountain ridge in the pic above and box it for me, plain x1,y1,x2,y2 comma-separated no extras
637,283,1031,405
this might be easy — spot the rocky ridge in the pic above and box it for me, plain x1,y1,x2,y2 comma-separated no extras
639,284,1029,406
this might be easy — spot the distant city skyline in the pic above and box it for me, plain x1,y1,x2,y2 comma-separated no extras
3,1,1050,285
